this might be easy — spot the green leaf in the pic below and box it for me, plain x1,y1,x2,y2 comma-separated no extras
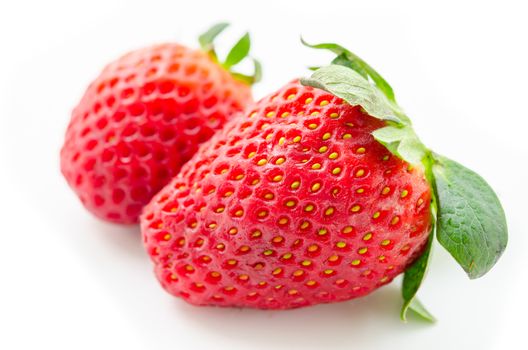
401,230,435,322
224,32,251,69
432,154,508,279
301,39,396,103
198,22,229,52
372,125,428,165
230,58,262,85
301,65,403,124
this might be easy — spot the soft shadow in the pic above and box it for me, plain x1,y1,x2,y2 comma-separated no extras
178,286,431,350
85,218,145,259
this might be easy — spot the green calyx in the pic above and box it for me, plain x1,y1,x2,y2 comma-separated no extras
301,40,508,323
198,22,261,85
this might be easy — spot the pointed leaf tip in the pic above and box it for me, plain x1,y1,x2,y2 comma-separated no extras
199,22,230,51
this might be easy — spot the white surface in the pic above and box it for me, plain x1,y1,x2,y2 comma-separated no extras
1,1,527,349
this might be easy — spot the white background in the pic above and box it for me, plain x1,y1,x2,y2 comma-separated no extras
1,1,527,349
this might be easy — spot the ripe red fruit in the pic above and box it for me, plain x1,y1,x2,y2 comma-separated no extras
61,24,258,223
141,80,432,309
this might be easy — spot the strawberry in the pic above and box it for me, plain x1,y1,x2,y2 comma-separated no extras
140,79,431,308
141,41,507,319
61,23,260,223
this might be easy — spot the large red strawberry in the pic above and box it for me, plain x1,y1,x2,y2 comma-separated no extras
61,23,260,223
141,42,507,320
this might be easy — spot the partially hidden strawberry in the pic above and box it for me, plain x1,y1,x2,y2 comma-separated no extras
61,23,260,223
141,41,507,320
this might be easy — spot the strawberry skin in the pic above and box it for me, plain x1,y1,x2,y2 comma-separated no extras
141,80,431,309
61,43,252,223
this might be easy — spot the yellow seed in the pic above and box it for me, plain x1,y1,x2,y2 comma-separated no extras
224,191,233,197
247,151,256,158
278,217,289,225
305,97,313,104
282,253,292,259
372,211,380,219
332,167,342,175
322,132,331,140
318,146,328,153
208,223,217,229
306,280,316,286
329,112,339,119
382,186,391,195
351,259,361,266
308,123,318,129
227,259,237,266
252,230,262,238
258,210,268,217
274,285,283,290
318,228,328,236
328,254,339,262
342,226,353,234
216,243,225,250
254,263,264,270
345,122,354,127
293,270,304,277
263,249,274,256
288,289,299,295
290,180,300,189
324,269,334,275
356,188,365,194
285,200,296,208
281,112,290,118
301,260,312,267
272,236,284,244
311,111,320,116
325,207,335,216
382,155,390,161
355,169,365,177
304,204,314,212
417,198,424,205
257,159,267,166
336,241,347,248
342,133,352,139
239,245,250,252
378,255,386,261
272,175,283,182
401,190,409,198
266,111,275,118
190,221,197,228
356,147,366,154
300,221,310,229
307,244,319,252
380,276,389,283
351,205,361,212
185,265,195,272
381,239,391,246
320,100,329,106
311,182,321,192
362,270,372,276
287,94,296,100
293,136,301,143
311,163,322,170
275,157,286,165
391,216,400,225
265,133,273,141
278,137,286,145
239,274,249,281
260,123,269,130
234,209,243,217
263,193,274,200
251,178,260,185
363,232,373,241
328,152,338,159
235,174,244,180
358,247,368,255
272,268,282,275
249,112,257,118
